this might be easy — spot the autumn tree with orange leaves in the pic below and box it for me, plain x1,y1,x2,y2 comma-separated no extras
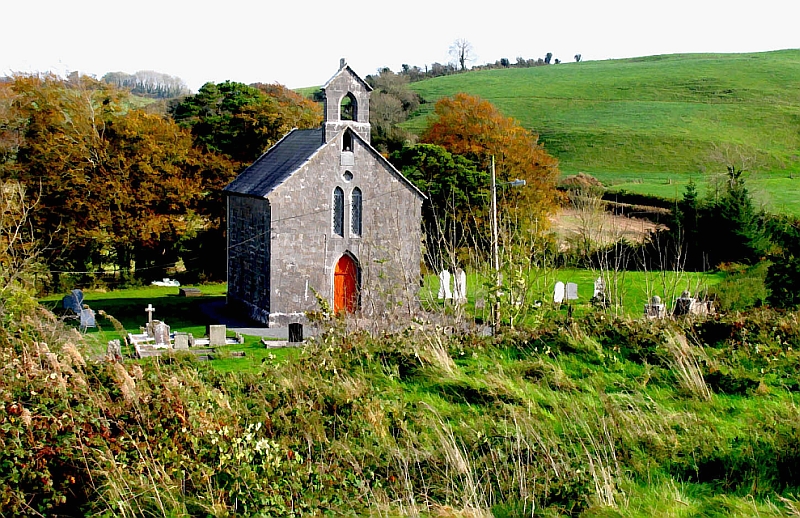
422,92,559,233
6,74,210,284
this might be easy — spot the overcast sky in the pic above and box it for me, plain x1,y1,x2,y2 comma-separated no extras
3,0,798,92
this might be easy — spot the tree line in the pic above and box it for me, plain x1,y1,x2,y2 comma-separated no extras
0,68,562,292
0,74,322,290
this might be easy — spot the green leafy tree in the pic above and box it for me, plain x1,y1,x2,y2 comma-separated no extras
366,68,420,153
392,143,488,267
170,81,321,167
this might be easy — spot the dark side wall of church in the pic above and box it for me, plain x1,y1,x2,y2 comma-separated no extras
227,196,271,323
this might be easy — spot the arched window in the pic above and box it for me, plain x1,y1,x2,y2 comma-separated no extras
342,131,353,152
333,187,344,237
351,187,362,237
340,92,357,121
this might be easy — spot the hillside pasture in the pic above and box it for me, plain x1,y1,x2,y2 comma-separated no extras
404,50,800,181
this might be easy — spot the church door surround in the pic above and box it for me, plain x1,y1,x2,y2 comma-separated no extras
334,254,359,313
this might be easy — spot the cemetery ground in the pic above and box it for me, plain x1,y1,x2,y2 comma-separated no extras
420,267,725,324
39,283,299,372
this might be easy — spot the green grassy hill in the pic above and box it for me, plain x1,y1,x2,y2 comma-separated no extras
403,50,800,181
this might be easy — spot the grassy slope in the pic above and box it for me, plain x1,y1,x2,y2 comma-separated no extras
403,50,800,212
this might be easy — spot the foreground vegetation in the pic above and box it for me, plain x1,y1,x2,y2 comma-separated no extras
5,275,800,516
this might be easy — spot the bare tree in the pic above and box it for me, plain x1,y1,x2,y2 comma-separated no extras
449,39,475,71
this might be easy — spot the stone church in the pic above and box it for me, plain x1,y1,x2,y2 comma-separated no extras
224,60,424,326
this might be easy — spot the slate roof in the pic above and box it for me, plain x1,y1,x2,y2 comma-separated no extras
224,126,425,201
223,128,324,198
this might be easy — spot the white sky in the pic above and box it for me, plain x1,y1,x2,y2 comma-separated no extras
2,0,798,92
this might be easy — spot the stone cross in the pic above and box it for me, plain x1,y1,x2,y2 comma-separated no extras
145,304,155,324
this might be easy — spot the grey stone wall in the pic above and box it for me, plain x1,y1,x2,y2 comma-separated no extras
267,132,422,326
227,196,271,323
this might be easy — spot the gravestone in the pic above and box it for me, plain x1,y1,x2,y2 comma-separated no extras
593,276,605,299
107,339,122,360
474,298,486,311
79,307,96,332
289,323,303,343
553,281,565,304
437,270,452,300
209,325,227,346
153,321,170,346
62,289,84,315
673,290,694,317
453,268,467,304
174,332,190,350
644,295,666,319
566,282,579,301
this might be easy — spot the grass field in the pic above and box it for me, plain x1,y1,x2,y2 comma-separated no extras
402,50,800,214
590,169,800,215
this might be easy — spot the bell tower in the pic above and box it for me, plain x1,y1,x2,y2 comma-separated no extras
322,58,372,144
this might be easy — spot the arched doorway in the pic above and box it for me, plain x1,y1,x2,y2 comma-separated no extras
334,254,359,313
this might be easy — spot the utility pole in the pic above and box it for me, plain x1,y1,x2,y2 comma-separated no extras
491,156,500,332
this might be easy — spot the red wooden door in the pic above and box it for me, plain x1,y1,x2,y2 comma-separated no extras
334,255,358,313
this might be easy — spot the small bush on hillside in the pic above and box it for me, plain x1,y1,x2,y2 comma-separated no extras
709,261,769,311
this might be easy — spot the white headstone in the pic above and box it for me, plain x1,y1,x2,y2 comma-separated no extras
593,276,605,299
453,268,467,304
437,270,452,300
145,303,155,324
554,281,565,304
153,321,170,347
566,282,579,301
